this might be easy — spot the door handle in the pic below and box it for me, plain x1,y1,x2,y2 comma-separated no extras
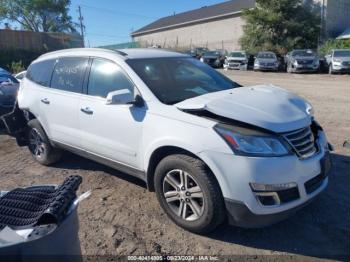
41,98,50,105
80,107,93,115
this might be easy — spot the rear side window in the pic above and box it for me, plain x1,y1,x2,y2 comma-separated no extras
26,59,56,87
51,57,88,93
87,58,134,98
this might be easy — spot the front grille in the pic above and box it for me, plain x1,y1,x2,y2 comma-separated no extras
228,60,244,64
342,61,350,66
283,126,317,159
297,60,313,65
305,174,326,194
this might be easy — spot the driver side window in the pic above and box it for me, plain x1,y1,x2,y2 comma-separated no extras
88,58,134,98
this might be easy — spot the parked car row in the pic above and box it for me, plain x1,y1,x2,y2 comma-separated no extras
184,48,350,74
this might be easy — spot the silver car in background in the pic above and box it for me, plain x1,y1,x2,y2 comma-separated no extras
254,51,279,71
326,49,350,74
285,50,319,73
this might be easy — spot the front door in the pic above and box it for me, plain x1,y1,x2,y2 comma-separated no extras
79,58,145,169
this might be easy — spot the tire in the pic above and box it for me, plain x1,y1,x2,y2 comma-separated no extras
154,154,225,233
27,119,62,166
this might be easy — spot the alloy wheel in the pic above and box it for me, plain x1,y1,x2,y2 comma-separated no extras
28,128,45,158
163,169,204,221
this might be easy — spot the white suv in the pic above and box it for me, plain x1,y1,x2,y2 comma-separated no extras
2,48,332,233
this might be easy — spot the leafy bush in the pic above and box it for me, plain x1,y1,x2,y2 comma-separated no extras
319,39,350,54
8,60,25,74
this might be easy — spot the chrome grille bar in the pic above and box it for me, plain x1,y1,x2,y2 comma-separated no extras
283,126,317,159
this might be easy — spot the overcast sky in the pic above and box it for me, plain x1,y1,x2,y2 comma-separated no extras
69,0,226,47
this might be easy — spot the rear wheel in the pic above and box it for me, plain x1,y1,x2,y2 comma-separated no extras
27,119,62,166
154,154,225,233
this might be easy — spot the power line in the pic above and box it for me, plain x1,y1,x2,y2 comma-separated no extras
79,4,159,20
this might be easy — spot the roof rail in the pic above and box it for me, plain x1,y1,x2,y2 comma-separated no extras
115,50,128,56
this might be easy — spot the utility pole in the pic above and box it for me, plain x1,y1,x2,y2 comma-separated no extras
78,6,85,47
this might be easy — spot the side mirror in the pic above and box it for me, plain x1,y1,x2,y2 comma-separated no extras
106,89,134,105
106,89,144,107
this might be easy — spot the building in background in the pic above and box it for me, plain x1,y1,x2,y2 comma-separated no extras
315,0,350,39
131,0,255,52
132,0,350,51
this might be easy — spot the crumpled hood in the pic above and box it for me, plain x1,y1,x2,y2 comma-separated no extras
175,85,312,133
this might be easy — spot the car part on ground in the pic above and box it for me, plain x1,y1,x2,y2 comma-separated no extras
224,51,254,70
285,49,320,73
1,48,331,233
0,176,85,261
325,49,350,74
254,51,279,72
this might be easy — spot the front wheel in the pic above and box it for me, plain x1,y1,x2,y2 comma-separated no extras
154,154,225,233
27,119,62,166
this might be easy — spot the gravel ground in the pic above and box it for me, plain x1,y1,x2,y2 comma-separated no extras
0,71,349,260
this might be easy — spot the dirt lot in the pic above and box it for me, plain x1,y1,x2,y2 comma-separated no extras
0,71,349,260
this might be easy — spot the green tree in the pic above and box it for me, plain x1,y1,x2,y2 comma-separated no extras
240,0,321,54
0,0,77,33
319,39,350,54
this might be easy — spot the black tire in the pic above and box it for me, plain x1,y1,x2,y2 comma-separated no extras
27,119,62,166
154,154,225,233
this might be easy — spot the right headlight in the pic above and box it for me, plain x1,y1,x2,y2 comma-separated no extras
0,89,4,95
214,124,290,157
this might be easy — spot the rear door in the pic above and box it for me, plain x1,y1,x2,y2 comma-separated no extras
40,57,89,147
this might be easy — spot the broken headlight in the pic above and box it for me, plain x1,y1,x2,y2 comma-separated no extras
214,124,290,157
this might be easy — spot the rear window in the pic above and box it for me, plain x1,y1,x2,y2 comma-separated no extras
51,57,88,93
26,59,56,87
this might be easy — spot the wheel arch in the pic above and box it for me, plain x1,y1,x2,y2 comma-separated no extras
146,145,222,194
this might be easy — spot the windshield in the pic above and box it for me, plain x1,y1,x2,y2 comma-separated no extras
334,50,350,57
257,53,276,59
292,50,315,57
127,57,240,105
229,52,246,58
204,51,220,56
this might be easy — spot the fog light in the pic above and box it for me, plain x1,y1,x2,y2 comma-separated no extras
255,192,281,206
250,182,297,192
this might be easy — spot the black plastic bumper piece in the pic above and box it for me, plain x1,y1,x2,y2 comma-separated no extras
224,196,319,228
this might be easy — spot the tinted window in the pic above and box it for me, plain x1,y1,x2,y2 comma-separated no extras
51,57,88,93
127,57,240,104
87,58,134,98
27,59,56,87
